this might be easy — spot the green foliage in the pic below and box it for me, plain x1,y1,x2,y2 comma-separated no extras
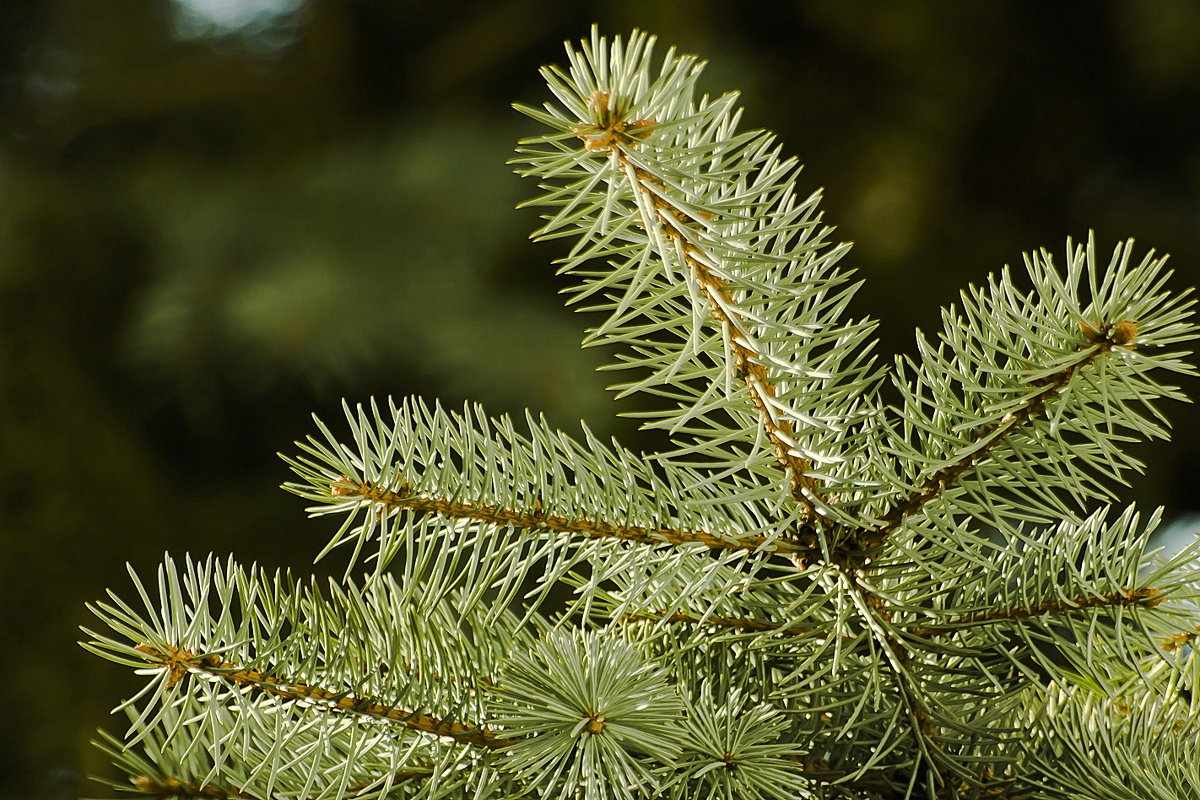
84,29,1200,799
489,630,682,800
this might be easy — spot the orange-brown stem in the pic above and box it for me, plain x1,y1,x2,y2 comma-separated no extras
571,99,827,525
906,587,1166,638
876,338,1124,535
131,776,257,800
130,769,431,800
134,644,507,750
333,478,807,555
621,609,845,641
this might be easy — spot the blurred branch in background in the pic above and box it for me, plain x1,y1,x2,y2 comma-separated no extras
0,2,1197,798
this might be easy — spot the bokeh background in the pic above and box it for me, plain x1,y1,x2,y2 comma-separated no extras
2,2,1198,797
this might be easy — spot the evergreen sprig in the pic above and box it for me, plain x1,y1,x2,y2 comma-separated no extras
85,28,1200,799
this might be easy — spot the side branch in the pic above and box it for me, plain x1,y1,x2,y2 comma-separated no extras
623,587,1170,643
905,586,1166,638
838,569,954,788
620,609,827,639
625,154,826,523
130,776,257,800
331,477,806,554
876,336,1127,534
571,92,827,525
129,771,430,800
133,644,506,750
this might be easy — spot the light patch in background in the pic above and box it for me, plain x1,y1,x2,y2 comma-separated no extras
172,0,307,50
1153,513,1200,560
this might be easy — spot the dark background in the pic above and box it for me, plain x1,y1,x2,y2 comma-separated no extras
2,2,1198,798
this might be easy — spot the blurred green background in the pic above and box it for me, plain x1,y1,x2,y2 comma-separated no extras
1,2,1198,797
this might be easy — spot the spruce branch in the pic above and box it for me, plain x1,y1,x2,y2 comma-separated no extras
283,397,814,574
833,569,957,792
620,609,827,639
85,27,1200,800
129,643,505,749
120,770,433,800
875,334,1118,534
82,552,527,797
599,125,829,522
128,775,258,800
876,237,1196,535
623,582,1177,646
326,475,789,553
1020,681,1200,800
90,696,503,800
905,586,1167,639
665,689,812,800
487,629,686,800
515,28,882,533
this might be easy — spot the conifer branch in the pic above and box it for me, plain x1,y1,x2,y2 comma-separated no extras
129,776,257,800
330,476,804,554
126,756,999,800
619,609,825,639
85,30,1200,800
906,586,1166,639
133,643,506,749
876,328,1133,535
577,96,828,525
128,770,432,800
621,584,1170,647
839,572,950,786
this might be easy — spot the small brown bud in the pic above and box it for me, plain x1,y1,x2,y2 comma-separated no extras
588,90,610,116
1110,319,1137,347
581,130,614,150
626,119,657,139
1161,630,1193,652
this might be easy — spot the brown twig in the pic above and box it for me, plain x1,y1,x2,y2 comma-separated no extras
129,768,431,800
130,776,257,800
133,643,507,749
331,477,810,555
906,587,1166,639
620,609,825,639
875,330,1132,536
573,90,829,526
